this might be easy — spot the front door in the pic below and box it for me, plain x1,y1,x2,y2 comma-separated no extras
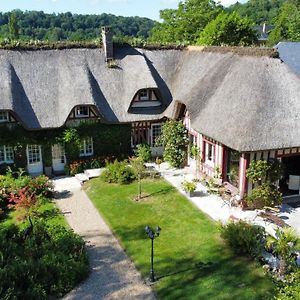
27,145,43,176
52,144,66,173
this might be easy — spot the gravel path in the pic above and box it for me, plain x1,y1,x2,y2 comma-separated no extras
53,177,155,300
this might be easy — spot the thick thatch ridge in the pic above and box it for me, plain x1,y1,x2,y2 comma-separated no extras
188,45,279,58
0,46,300,152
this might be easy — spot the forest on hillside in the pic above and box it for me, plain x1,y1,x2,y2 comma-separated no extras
0,0,299,47
0,10,156,41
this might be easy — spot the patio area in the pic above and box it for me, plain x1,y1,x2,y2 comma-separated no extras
151,162,300,237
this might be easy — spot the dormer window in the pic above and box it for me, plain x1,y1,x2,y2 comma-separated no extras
76,106,89,118
0,111,9,123
139,89,150,101
130,89,162,109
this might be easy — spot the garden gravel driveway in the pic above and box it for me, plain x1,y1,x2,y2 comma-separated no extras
53,177,155,300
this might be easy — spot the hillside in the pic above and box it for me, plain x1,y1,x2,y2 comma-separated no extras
0,10,157,41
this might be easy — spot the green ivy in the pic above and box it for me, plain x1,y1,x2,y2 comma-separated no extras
156,119,188,168
0,122,132,169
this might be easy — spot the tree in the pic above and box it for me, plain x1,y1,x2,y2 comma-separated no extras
156,120,188,168
268,0,300,45
197,11,258,46
150,0,222,44
8,12,19,39
130,156,145,200
227,0,285,25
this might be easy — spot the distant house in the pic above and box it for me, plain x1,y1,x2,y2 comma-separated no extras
254,23,275,44
1,27,300,199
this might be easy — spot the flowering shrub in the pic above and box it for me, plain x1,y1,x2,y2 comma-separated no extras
181,180,197,192
66,155,116,176
0,170,52,211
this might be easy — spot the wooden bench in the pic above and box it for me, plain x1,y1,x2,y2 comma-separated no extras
258,211,288,228
223,181,239,196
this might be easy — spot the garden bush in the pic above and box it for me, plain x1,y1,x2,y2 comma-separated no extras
274,269,300,300
220,220,265,257
0,170,53,211
100,160,135,184
0,221,88,299
66,155,117,176
135,144,152,162
247,183,282,209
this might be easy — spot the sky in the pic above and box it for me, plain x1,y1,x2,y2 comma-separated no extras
0,0,245,21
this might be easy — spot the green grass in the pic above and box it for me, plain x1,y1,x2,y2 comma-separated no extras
85,177,274,300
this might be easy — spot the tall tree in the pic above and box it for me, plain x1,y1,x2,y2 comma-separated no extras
8,12,19,39
150,0,222,44
227,0,285,25
268,0,300,45
197,11,258,46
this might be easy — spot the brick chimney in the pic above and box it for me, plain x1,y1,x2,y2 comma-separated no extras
101,26,113,62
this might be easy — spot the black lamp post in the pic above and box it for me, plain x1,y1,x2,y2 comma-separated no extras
144,225,161,283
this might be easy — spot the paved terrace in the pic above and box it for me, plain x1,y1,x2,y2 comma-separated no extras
152,162,300,237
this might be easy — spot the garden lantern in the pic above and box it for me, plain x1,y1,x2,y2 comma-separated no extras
144,225,161,283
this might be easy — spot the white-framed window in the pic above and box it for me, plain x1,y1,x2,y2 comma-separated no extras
151,124,162,147
52,144,66,164
0,111,9,123
205,142,214,166
75,106,89,118
27,145,41,164
0,145,14,163
139,89,150,101
79,137,94,157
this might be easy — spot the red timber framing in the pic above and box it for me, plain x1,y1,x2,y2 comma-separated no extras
238,153,250,198
131,122,151,147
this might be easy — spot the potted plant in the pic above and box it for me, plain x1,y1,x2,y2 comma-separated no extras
214,165,222,185
155,157,163,170
181,180,197,197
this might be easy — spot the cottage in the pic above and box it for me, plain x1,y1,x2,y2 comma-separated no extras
1,28,300,199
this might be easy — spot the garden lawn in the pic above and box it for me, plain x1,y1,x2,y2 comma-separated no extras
85,177,274,300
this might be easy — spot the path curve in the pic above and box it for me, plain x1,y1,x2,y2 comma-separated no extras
53,177,155,300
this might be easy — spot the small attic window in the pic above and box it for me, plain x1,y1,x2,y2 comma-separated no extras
76,106,89,118
139,89,150,101
0,111,9,123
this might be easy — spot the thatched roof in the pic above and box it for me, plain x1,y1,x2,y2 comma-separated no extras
1,45,300,152
276,42,300,77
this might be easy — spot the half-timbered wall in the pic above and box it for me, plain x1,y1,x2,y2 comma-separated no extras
247,148,300,194
184,111,225,178
131,121,163,157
